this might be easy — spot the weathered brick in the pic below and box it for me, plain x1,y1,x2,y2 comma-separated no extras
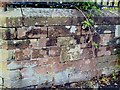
49,46,61,57
33,65,47,74
46,37,57,46
37,58,48,66
81,62,94,72
26,27,47,38
7,40,30,50
6,41,16,50
32,49,44,59
52,62,65,73
38,37,48,47
15,49,30,61
46,17,71,26
21,67,36,78
48,26,70,37
17,28,27,39
46,57,60,65
6,17,22,27
30,39,38,49
24,17,46,26
16,60,30,68
2,28,17,40
80,48,93,60
30,60,38,67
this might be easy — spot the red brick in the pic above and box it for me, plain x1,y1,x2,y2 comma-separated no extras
46,65,54,73
49,46,61,57
52,62,65,73
30,60,38,67
97,46,106,57
80,59,96,72
17,28,26,39
32,49,44,59
33,65,47,74
15,50,25,60
37,58,48,66
22,48,31,59
80,48,93,59
26,27,47,38
39,48,49,57
72,60,84,69
15,40,30,49
38,38,48,47
46,37,57,46
46,57,60,65
15,60,31,68
48,26,70,37
30,39,38,49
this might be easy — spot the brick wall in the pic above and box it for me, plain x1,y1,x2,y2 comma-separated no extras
1,25,118,88
0,8,119,88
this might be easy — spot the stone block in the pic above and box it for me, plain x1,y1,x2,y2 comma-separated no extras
96,55,117,69
57,36,76,46
46,17,71,26
9,70,22,81
6,17,22,27
21,67,36,78
60,44,81,62
24,17,46,26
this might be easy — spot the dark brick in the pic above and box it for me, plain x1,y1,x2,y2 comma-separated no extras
7,41,16,50
46,37,57,46
48,26,70,37
32,49,44,59
15,40,30,49
2,28,17,40
26,27,47,38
